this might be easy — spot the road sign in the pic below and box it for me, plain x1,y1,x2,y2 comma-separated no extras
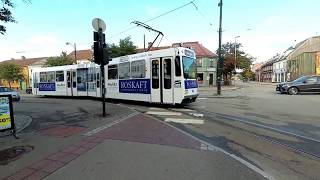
0,95,15,132
92,18,106,32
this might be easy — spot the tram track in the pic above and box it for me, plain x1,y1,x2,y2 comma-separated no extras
171,107,320,160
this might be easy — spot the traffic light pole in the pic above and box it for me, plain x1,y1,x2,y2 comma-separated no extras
98,29,106,117
217,0,223,95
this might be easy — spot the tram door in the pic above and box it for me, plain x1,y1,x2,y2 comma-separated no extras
161,57,174,104
67,69,77,96
77,68,88,96
151,57,174,104
96,69,101,98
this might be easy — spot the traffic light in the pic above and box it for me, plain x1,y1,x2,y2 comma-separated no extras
103,44,112,65
93,31,106,65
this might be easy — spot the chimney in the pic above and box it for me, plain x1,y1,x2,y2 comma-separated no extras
21,56,26,60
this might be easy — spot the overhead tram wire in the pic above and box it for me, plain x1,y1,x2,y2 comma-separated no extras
107,0,196,39
191,1,214,27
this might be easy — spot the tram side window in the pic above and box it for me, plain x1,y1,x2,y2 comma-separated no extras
67,71,71,88
152,60,159,89
119,62,130,79
72,71,76,88
47,72,55,82
131,60,146,78
108,65,118,79
40,72,47,82
164,59,172,89
40,71,55,82
175,56,181,77
97,72,100,88
56,71,64,82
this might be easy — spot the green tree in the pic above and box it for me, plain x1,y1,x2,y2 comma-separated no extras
45,52,73,67
241,69,255,80
0,62,23,88
216,42,253,83
109,36,137,58
1,0,30,35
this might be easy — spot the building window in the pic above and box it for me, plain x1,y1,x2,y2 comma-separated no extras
196,59,203,67
131,60,146,78
209,59,215,67
197,73,203,83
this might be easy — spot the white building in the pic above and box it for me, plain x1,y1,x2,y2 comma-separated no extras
272,48,294,83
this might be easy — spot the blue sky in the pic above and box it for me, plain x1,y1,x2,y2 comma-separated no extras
1,0,319,62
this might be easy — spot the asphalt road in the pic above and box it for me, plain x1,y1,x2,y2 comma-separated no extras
0,95,268,180
180,82,320,180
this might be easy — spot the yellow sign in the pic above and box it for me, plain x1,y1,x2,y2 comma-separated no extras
0,96,12,131
317,67,320,75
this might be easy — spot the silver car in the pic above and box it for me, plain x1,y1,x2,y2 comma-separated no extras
0,86,21,101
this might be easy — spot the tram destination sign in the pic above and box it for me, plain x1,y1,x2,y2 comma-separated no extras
0,95,15,132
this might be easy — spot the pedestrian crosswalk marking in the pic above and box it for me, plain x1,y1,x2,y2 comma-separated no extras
164,118,204,124
148,107,166,111
169,108,195,112
146,111,182,116
189,113,204,118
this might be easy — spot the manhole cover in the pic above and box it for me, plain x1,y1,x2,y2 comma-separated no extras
0,145,34,165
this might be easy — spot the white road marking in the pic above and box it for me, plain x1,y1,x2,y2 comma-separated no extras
165,118,204,124
198,98,207,100
189,113,204,118
146,111,182,116
149,107,166,111
169,108,195,112
83,112,139,136
149,116,275,180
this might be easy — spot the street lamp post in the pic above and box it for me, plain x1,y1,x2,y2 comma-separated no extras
66,42,77,63
234,36,240,87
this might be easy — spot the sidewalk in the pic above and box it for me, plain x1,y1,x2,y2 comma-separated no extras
2,111,267,180
198,85,244,98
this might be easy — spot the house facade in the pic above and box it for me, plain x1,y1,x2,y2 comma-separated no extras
172,42,217,86
287,36,320,80
0,57,47,90
260,61,273,82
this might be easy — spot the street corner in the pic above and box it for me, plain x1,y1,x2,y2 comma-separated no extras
0,115,32,137
84,112,202,150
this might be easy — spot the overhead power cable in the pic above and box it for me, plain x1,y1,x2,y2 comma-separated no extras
107,0,195,39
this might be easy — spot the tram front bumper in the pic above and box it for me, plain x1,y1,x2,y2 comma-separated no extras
182,94,199,104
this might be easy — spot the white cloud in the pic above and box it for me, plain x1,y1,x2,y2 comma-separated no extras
26,33,60,46
145,6,160,17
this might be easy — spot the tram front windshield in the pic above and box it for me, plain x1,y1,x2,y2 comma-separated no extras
182,56,197,79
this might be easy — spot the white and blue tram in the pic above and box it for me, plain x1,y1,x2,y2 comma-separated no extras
31,47,198,104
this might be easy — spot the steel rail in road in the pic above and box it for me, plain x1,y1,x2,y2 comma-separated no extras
178,107,320,160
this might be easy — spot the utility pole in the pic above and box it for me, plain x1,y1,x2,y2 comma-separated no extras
217,0,223,95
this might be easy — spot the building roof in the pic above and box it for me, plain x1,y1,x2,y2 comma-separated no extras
0,57,48,66
66,41,216,60
287,36,320,60
68,49,93,61
172,41,217,58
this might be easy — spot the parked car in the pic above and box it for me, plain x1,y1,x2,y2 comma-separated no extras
26,87,32,94
276,75,320,95
0,86,21,101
